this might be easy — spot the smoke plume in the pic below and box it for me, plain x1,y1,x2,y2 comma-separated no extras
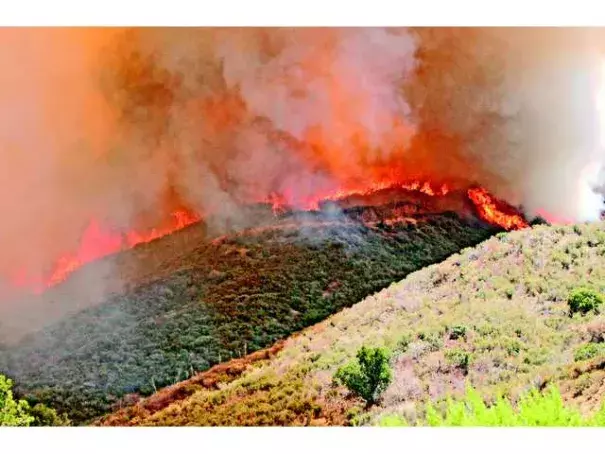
0,27,604,299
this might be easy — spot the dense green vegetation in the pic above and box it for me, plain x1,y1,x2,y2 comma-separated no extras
378,385,605,426
0,374,68,426
568,288,603,316
96,221,605,427
0,210,495,424
1,374,33,426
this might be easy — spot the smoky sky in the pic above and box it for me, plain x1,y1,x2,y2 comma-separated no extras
0,27,604,287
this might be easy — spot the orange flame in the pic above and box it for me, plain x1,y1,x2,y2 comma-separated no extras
315,180,450,207
11,209,200,293
8,183,528,294
264,179,450,214
467,187,528,231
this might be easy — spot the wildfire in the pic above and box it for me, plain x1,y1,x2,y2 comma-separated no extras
467,187,529,231
7,181,529,295
318,180,450,206
266,192,289,215
11,209,200,294
264,179,451,214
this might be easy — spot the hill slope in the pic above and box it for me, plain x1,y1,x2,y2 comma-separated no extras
98,221,605,426
0,202,496,423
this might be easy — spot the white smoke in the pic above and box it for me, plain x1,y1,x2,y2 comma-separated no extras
504,29,605,223
402,28,605,223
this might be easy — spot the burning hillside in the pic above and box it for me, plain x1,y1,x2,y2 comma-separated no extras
4,181,527,295
0,195,501,423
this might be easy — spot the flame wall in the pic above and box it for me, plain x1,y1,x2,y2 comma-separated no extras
1,27,604,294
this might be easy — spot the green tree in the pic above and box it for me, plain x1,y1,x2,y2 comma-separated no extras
0,374,34,427
568,288,604,317
334,346,392,406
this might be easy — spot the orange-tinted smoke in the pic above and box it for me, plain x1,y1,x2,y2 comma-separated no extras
2,28,604,296
0,29,124,288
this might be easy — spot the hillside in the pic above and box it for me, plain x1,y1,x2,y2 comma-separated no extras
98,221,605,426
0,198,497,424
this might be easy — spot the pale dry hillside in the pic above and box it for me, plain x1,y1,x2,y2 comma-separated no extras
100,221,605,426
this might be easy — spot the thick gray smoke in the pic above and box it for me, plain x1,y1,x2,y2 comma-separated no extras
0,27,604,304
106,27,605,225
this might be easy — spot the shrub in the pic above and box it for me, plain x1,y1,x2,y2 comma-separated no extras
379,414,408,426
396,334,412,353
574,343,603,362
334,346,393,406
449,325,467,340
530,216,549,226
568,288,604,317
29,403,71,427
418,331,443,351
522,347,549,366
445,348,472,373
503,337,522,356
383,385,605,426
0,374,34,427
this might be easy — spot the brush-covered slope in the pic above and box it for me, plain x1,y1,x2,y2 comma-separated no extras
98,222,605,426
0,204,495,424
